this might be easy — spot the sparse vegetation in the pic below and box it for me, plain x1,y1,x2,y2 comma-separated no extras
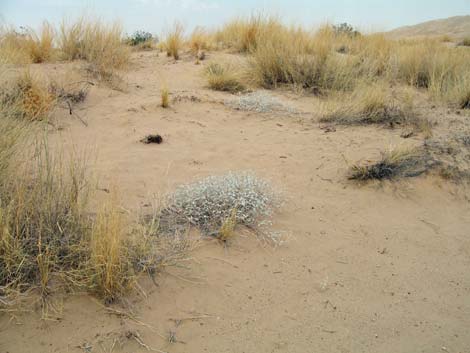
0,70,56,121
459,37,470,46
225,91,297,114
161,86,170,108
349,147,434,180
164,22,184,60
0,123,190,306
0,22,55,64
25,21,55,63
332,23,361,37
215,15,282,53
189,26,212,57
205,62,245,93
126,30,155,49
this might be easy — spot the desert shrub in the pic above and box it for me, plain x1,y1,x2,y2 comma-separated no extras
127,30,154,47
332,23,361,37
164,22,184,60
225,91,296,114
205,62,245,93
163,172,281,237
349,147,435,180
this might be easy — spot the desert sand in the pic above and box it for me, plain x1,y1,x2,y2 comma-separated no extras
1,49,470,353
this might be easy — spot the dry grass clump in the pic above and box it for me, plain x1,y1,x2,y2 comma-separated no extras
320,82,432,135
248,24,366,93
163,172,281,238
163,22,184,60
0,70,56,121
161,86,169,108
459,37,470,47
320,83,413,125
88,194,134,300
189,27,212,56
457,81,470,109
205,62,245,93
390,40,470,106
0,130,92,302
59,18,130,83
215,15,282,53
25,22,55,63
0,28,32,64
349,147,434,180
0,69,90,122
0,22,55,64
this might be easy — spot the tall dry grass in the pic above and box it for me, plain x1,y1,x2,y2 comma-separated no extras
0,22,55,64
164,22,184,60
213,17,470,107
59,18,130,76
188,26,213,56
0,66,188,308
26,21,55,63
215,15,283,53
0,121,190,306
0,70,56,121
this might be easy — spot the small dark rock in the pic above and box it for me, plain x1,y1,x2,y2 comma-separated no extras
141,134,163,144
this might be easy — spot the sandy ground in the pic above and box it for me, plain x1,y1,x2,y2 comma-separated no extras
1,51,470,353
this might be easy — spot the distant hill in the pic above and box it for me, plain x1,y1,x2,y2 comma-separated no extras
387,15,470,40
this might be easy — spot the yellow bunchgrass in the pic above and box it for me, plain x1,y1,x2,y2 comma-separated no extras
0,22,55,64
26,21,55,63
0,70,56,121
89,192,132,301
164,22,184,60
188,26,213,56
161,86,170,108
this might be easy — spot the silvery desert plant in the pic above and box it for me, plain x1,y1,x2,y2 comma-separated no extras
164,172,281,236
